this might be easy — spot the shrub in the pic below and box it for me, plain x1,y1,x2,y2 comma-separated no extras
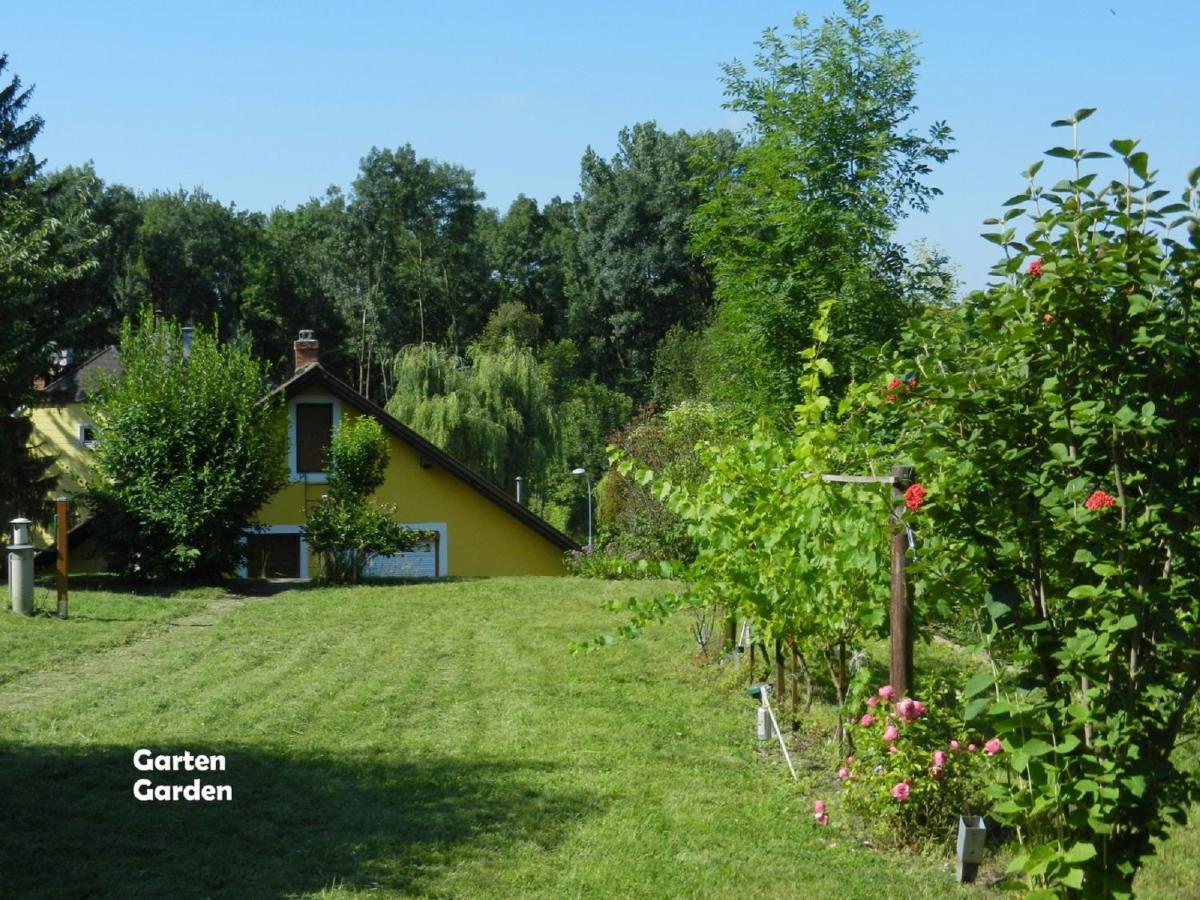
89,314,287,581
835,684,996,848
301,416,428,583
897,121,1200,893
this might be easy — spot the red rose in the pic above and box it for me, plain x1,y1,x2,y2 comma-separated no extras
903,483,926,511
1029,258,1044,278
1084,490,1117,510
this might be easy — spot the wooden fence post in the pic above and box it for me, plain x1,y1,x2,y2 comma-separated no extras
890,466,915,697
774,639,785,710
55,496,69,619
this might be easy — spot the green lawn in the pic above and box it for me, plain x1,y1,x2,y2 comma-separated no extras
1,576,979,899
0,580,222,686
1,576,1193,898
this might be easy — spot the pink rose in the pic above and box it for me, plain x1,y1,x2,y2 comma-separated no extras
860,714,875,727
837,767,850,780
878,685,895,702
949,740,962,753
932,750,948,768
891,781,911,802
866,696,879,708
888,744,899,754
896,698,918,722
883,724,899,743
846,756,855,765
984,738,1002,756
813,800,826,815
814,812,829,826
913,700,927,718
968,743,977,753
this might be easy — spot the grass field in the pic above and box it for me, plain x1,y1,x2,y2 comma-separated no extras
0,577,1194,898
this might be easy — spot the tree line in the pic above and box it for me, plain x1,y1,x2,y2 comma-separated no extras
1,2,959,540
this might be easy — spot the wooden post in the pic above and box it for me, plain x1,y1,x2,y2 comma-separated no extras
774,639,785,711
55,496,69,619
725,613,736,653
890,466,915,697
790,642,799,726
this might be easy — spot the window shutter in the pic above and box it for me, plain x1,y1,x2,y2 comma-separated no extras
295,403,333,473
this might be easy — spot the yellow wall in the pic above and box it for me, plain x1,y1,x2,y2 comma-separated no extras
256,389,568,577
26,403,95,546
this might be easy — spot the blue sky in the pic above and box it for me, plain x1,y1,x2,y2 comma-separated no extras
7,1,1198,290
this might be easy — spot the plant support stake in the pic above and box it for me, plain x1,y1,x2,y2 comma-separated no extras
889,466,915,698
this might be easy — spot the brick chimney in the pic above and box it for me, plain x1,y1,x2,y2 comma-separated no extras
294,330,319,374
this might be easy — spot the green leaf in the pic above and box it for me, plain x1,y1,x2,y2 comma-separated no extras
965,697,989,722
1110,138,1138,156
1074,107,1097,123
1062,868,1085,890
1068,584,1102,600
1065,841,1097,863
1129,151,1150,181
1018,738,1054,757
964,672,995,698
1046,146,1076,159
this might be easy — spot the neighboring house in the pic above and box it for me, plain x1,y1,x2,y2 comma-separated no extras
26,332,577,578
26,346,120,557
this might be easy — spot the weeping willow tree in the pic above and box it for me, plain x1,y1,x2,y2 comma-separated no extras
386,338,555,500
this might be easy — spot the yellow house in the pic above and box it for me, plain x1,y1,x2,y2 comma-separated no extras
27,335,576,578
246,333,575,578
25,346,120,551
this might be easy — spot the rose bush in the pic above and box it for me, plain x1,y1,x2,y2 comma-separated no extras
832,684,997,847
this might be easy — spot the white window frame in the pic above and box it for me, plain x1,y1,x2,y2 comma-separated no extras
288,395,342,483
375,522,448,577
238,525,309,579
77,422,99,449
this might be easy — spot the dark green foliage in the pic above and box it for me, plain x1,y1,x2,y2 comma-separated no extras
648,324,707,408
566,122,737,399
88,315,288,580
0,54,42,192
597,401,738,561
0,60,101,529
125,188,259,329
691,1,954,418
475,301,542,351
344,146,492,385
481,194,574,337
302,416,424,584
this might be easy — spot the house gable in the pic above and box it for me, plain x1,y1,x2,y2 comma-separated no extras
257,365,577,577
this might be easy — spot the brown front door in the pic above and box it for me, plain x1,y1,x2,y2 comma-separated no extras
245,533,301,578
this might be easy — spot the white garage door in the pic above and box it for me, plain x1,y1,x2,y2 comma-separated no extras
365,538,439,578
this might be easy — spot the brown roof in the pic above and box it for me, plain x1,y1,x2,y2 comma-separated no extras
38,346,122,403
267,363,581,553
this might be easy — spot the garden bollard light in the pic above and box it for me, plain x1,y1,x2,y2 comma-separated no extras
8,517,34,616
956,815,987,883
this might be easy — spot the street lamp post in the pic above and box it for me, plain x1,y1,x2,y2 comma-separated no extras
571,467,593,551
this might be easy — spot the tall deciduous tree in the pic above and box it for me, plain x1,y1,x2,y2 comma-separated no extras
343,145,492,400
692,1,954,418
567,122,736,399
